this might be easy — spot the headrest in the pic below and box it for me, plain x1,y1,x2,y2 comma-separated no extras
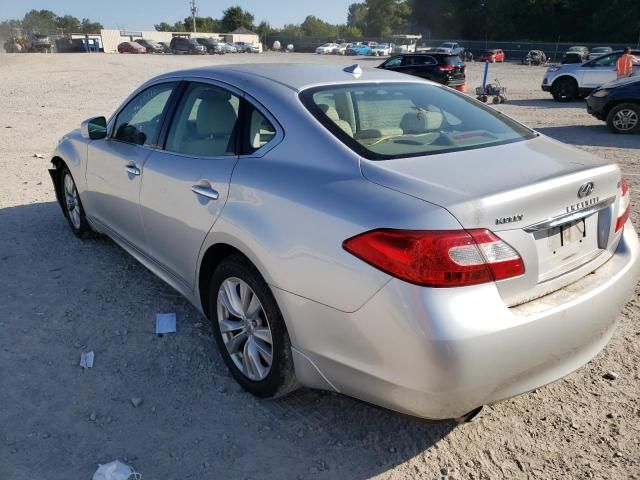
196,95,237,137
400,110,443,134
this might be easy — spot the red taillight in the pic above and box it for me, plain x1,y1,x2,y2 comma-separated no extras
615,178,630,232
343,229,524,288
437,65,455,72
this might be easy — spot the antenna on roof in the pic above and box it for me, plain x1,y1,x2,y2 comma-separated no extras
343,64,362,78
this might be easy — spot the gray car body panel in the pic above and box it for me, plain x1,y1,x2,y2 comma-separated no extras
50,63,640,419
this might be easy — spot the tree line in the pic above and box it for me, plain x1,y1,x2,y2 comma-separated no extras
155,0,639,43
0,9,103,39
2,2,637,44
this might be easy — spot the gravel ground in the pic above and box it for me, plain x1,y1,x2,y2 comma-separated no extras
0,52,639,480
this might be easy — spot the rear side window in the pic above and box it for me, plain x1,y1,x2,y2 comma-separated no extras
244,105,276,154
301,82,535,160
165,83,240,157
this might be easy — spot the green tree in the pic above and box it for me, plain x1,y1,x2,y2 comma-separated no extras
365,0,411,37
154,22,174,32
347,3,368,32
80,18,103,34
301,15,339,37
22,9,58,34
221,6,255,32
56,15,81,34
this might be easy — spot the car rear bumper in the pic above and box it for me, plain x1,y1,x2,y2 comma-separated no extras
279,223,640,419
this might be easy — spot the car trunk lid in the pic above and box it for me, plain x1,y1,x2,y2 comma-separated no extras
360,135,622,304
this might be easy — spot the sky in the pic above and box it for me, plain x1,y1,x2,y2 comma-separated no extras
0,0,354,30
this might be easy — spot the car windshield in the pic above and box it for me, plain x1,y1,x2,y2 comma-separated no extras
441,43,455,48
301,83,535,160
592,47,609,53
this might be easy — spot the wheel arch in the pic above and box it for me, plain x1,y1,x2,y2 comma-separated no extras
49,155,67,214
551,74,578,89
603,99,639,118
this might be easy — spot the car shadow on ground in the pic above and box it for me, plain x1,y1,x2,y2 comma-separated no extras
506,98,585,108
536,125,639,148
1,201,459,479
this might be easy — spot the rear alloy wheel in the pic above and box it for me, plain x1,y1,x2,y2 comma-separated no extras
551,77,578,102
61,167,93,238
606,103,640,134
209,254,297,398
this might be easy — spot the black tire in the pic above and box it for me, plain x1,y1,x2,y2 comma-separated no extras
60,166,93,238
606,103,640,134
551,77,578,102
208,254,298,398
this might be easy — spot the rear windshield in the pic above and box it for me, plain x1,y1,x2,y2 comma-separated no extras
300,82,535,160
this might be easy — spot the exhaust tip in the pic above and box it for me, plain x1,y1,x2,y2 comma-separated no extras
455,405,484,424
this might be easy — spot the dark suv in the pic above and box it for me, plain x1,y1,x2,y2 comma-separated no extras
169,37,206,55
378,53,466,88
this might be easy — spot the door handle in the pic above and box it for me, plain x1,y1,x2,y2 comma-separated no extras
191,185,219,200
126,165,141,176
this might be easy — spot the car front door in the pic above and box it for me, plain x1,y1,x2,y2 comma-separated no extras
85,81,179,250
580,53,619,88
138,81,276,289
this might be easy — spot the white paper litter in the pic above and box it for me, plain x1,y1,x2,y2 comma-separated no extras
92,460,141,480
80,351,94,369
155,313,176,334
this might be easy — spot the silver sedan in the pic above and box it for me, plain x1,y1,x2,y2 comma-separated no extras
49,64,640,421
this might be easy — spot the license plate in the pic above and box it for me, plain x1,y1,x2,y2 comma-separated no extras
547,218,587,255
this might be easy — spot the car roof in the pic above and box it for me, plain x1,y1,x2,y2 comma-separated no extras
153,63,425,92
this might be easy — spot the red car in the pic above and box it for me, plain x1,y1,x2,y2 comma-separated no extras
117,41,147,54
480,49,505,63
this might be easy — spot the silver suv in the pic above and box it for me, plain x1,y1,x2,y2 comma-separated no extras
542,49,640,102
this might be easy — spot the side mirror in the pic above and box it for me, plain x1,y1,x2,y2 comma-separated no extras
80,116,107,140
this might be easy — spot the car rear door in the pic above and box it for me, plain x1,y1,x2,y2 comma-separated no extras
85,81,179,251
138,80,279,289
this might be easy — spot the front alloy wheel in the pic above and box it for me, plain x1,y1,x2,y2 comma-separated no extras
607,103,640,134
60,167,92,238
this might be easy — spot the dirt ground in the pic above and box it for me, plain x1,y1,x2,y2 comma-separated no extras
0,52,638,480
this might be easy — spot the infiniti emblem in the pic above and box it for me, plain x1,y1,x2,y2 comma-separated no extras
577,182,594,198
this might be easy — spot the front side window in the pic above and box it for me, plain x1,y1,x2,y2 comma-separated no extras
301,82,535,160
113,82,176,146
588,53,618,67
165,83,240,157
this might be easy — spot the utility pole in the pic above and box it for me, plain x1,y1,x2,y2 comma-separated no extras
190,0,197,33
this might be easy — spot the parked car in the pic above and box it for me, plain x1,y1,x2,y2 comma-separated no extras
369,43,391,56
334,43,349,55
542,49,640,101
315,43,339,54
117,41,146,54
562,52,584,64
170,37,206,55
434,42,463,55
234,42,253,53
195,37,225,54
345,43,371,55
157,42,172,54
49,63,639,421
521,50,547,66
378,53,466,88
566,45,589,61
587,76,640,134
135,39,164,54
222,42,238,53
479,49,505,63
588,46,613,61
